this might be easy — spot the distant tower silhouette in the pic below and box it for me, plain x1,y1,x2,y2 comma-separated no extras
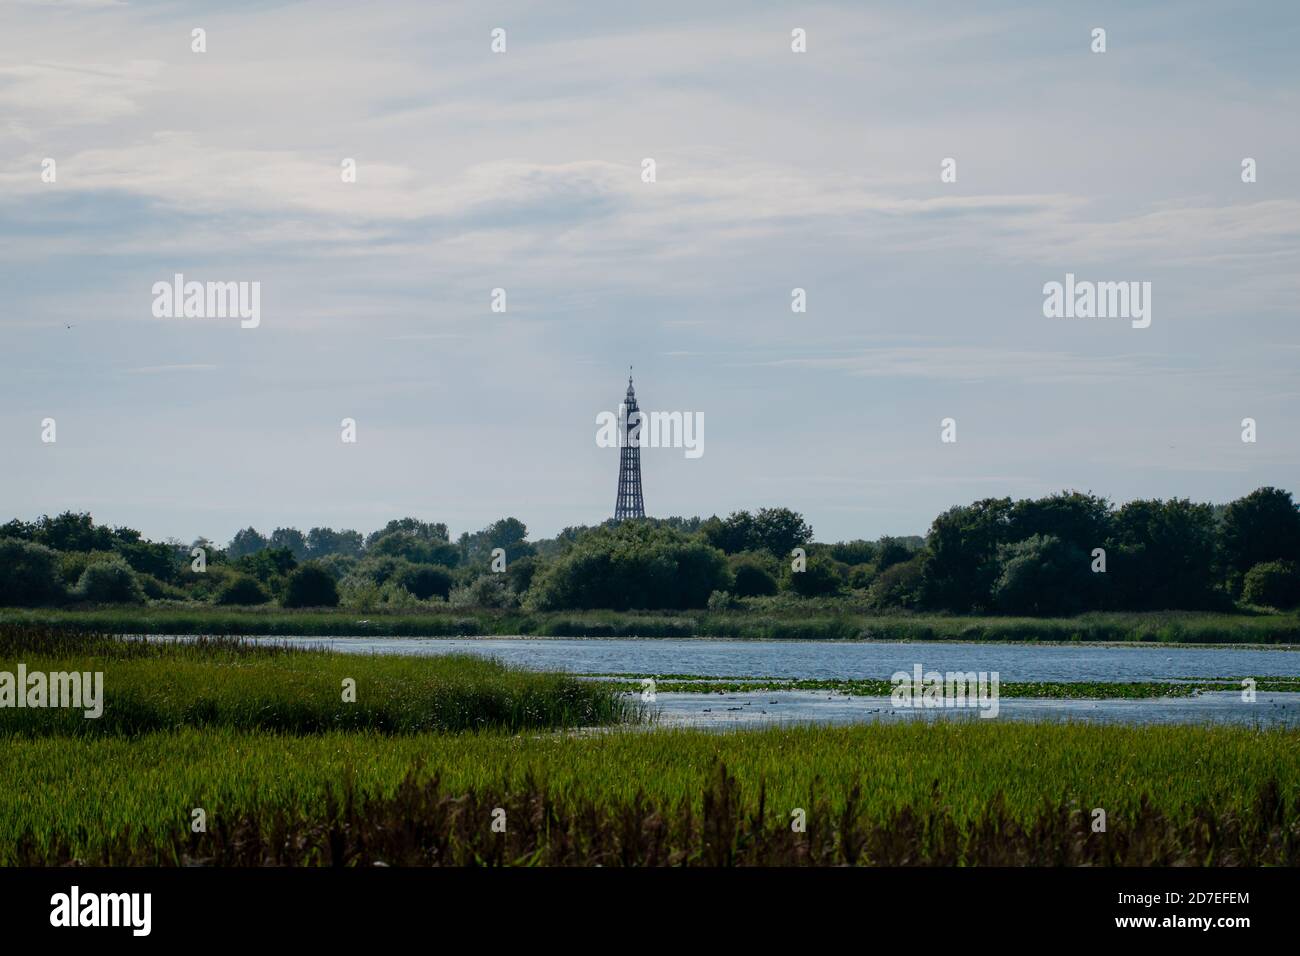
614,370,645,520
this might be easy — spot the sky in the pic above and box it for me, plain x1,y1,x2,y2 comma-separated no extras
1,0,1297,546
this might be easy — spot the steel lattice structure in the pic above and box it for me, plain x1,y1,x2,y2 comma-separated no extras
614,372,645,520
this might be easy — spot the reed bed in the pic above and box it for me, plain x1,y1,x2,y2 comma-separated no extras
0,627,639,735
4,607,1298,643
1,722,1295,865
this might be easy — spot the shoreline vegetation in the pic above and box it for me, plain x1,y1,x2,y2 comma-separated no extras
3,606,1299,643
3,625,1296,866
4,490,1300,635
2,724,1295,866
0,628,640,735
603,676,1300,698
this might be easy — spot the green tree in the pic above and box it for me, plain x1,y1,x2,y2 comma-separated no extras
1107,498,1220,610
1009,491,1112,552
365,518,449,549
784,555,844,597
991,535,1091,616
227,527,269,559
459,517,535,566
729,555,779,597
829,540,876,565
305,527,364,559
701,511,758,554
0,519,35,541
752,507,814,557
918,498,1014,612
236,547,298,583
369,531,461,566
75,556,145,604
449,574,517,609
400,564,454,600
0,539,66,606
528,523,729,610
874,536,914,572
282,564,340,608
268,527,309,559
214,574,271,606
504,554,540,596
31,511,115,552
1241,561,1300,609
866,554,924,609
847,564,877,590
112,537,181,583
1219,488,1300,593
313,553,360,581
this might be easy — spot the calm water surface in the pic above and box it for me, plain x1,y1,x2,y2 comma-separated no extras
237,636,1298,682
197,635,1298,728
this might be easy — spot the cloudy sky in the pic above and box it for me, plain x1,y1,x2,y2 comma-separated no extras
1,0,1297,546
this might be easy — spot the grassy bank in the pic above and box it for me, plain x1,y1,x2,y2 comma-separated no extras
2,723,1295,865
4,606,1299,643
0,627,639,735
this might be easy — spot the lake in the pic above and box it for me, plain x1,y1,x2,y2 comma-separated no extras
222,635,1300,728
237,635,1298,682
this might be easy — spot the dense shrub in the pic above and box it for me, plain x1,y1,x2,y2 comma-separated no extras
707,589,741,610
784,556,844,598
847,565,876,591
730,559,779,597
1242,561,1300,609
369,531,461,567
401,564,454,601
528,523,730,610
828,540,876,565
235,547,297,584
58,550,118,586
701,508,813,556
504,554,539,596
282,564,340,608
214,574,272,606
1107,498,1221,610
918,498,1015,612
991,535,1091,616
0,539,66,606
313,553,359,581
137,573,187,601
75,557,145,604
1219,488,1300,594
867,554,924,609
873,536,915,572
449,575,517,609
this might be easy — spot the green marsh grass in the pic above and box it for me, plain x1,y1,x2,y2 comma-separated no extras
4,606,1298,643
0,627,640,735
1,723,1295,865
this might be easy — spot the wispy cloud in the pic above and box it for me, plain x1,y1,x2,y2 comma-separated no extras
124,364,218,374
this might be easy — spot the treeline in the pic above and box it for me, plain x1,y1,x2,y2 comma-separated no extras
0,488,1297,615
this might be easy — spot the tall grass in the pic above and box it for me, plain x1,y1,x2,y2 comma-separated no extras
0,627,640,735
4,606,1298,642
1,723,1295,865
